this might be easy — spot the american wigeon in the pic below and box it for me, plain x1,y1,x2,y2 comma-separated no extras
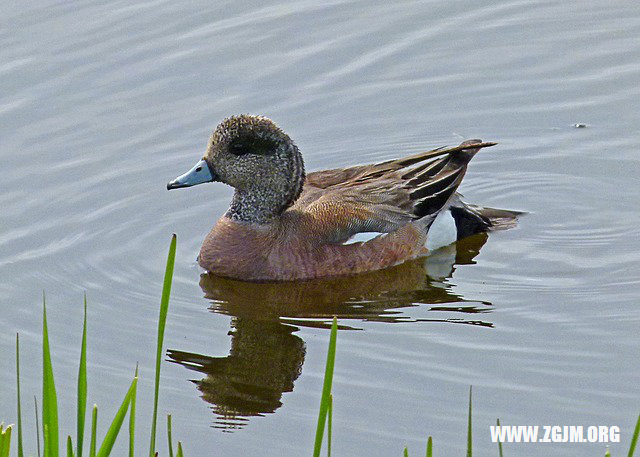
168,115,520,281
198,234,489,314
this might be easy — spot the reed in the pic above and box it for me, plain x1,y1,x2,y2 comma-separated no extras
467,386,472,457
7,234,182,457
3,234,639,457
629,414,640,457
496,419,503,457
0,424,13,457
311,321,640,457
313,317,338,457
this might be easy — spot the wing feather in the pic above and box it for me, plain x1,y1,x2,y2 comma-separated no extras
294,140,496,245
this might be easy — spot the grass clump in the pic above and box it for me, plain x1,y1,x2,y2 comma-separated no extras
313,318,640,457
313,316,338,457
6,234,182,457
3,233,639,457
0,424,13,457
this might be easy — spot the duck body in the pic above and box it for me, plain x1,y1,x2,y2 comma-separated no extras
198,209,429,281
168,115,520,282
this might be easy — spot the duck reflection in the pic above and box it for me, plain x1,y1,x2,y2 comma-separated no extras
167,319,304,431
167,233,491,430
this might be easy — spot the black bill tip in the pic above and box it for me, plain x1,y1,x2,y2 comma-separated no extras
167,180,186,190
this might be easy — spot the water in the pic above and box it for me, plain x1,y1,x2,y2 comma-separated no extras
1,1,639,455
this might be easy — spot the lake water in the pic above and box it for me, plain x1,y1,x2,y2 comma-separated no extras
1,1,639,456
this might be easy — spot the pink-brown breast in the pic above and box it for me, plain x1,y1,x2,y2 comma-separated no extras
199,215,429,282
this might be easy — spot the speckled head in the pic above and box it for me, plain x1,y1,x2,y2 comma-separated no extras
168,115,305,224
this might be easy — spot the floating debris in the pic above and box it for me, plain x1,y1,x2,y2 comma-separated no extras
573,123,587,128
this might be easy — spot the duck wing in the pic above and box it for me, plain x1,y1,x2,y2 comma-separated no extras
295,140,495,244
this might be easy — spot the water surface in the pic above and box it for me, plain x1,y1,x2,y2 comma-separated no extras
1,1,639,456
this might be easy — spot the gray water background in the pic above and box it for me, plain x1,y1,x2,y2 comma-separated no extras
1,1,639,456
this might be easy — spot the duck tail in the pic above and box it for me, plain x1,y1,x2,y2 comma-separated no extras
478,206,524,231
449,199,524,238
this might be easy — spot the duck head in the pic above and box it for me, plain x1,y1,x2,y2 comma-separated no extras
167,115,305,223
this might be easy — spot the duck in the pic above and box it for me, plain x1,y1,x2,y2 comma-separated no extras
167,115,520,281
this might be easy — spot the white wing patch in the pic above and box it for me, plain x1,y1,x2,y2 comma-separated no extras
343,231,387,245
342,210,458,250
426,209,458,251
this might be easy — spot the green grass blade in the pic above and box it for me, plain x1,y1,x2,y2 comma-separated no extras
67,436,74,457
496,419,503,457
403,446,409,457
629,413,640,457
167,415,174,457
176,442,184,457
129,365,138,457
149,234,177,457
16,334,24,457
327,394,332,457
96,376,137,457
77,295,88,457
35,396,41,457
44,426,49,457
313,316,338,457
89,406,97,457
426,436,432,457
466,386,472,457
42,294,59,457
0,425,13,457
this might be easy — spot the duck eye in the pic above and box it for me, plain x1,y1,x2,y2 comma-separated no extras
229,142,248,155
228,137,276,156
195,166,202,172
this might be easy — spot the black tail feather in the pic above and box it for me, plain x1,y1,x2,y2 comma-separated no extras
450,201,523,239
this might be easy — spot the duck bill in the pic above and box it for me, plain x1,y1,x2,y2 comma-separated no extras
167,159,215,190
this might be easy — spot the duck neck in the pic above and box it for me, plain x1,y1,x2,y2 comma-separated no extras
225,143,305,224
226,189,286,224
